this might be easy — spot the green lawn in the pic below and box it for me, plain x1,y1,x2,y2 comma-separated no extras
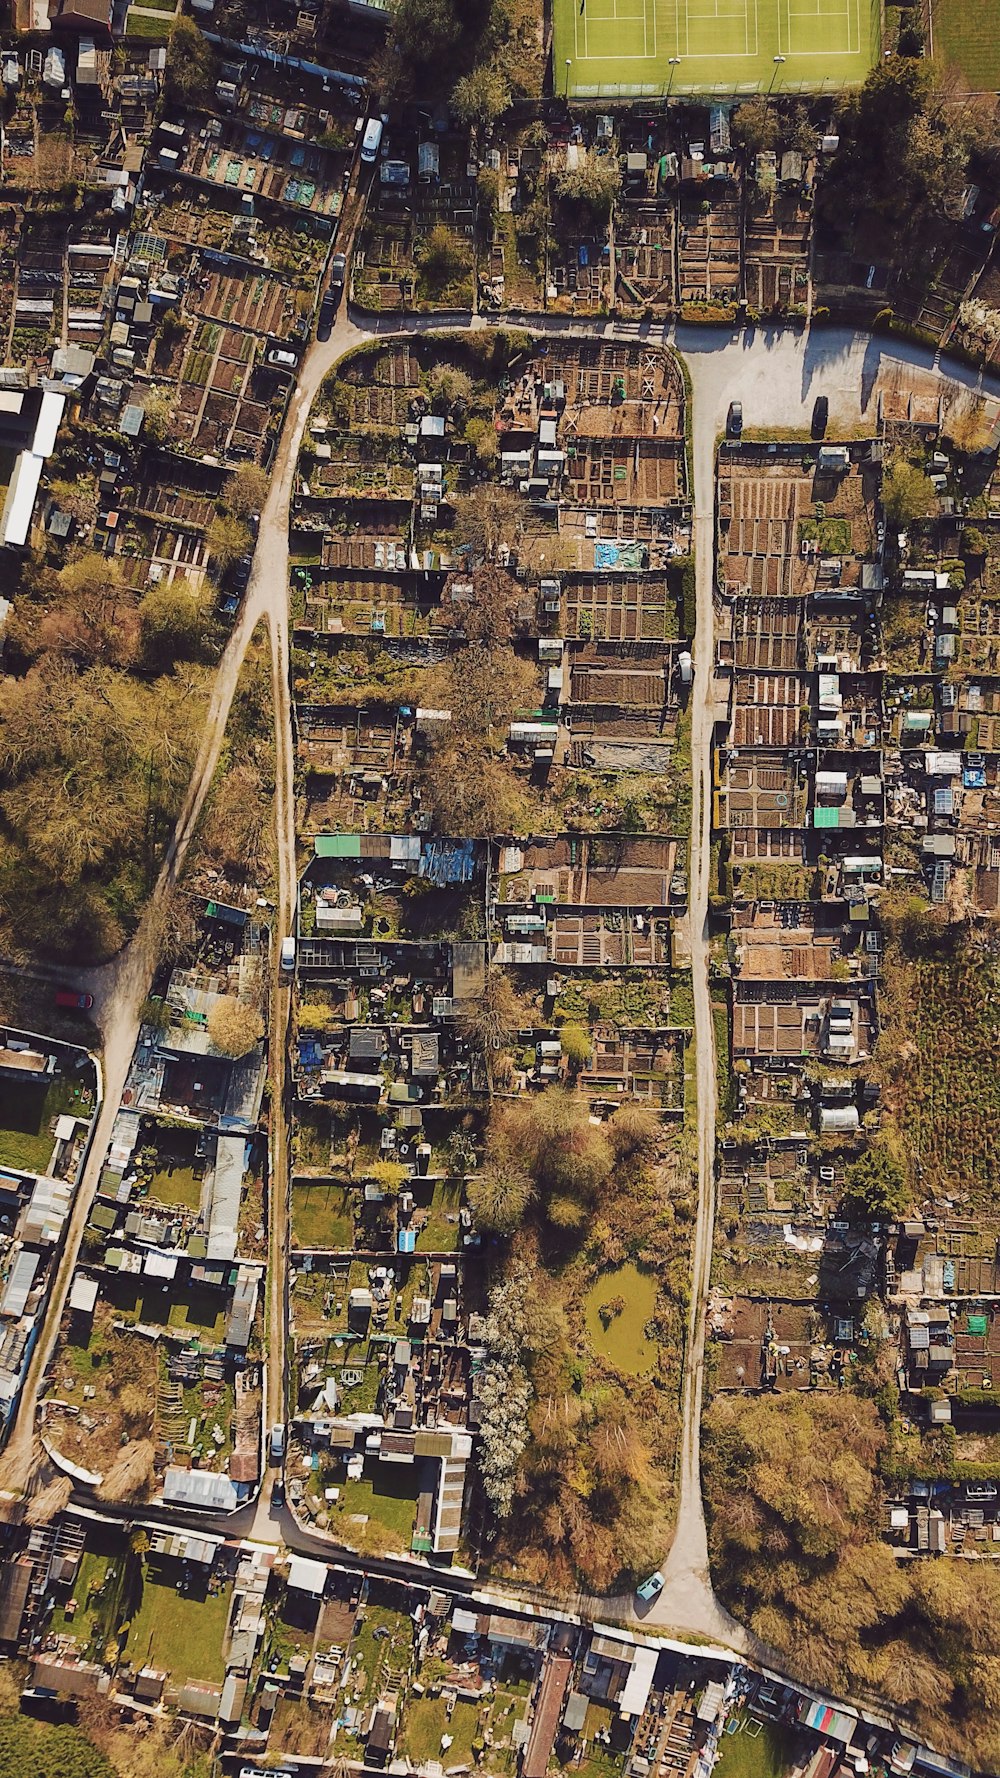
715,1716,799,1778
0,1072,86,1175
932,0,1000,91
106,1277,227,1343
49,1534,135,1659
417,1179,463,1250
402,1697,479,1767
124,1559,231,1680
124,7,171,34
339,1463,417,1550
554,0,879,97
349,1602,415,1709
150,1164,203,1211
291,1182,353,1249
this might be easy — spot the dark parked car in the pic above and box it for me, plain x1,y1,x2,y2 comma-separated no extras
329,252,347,292
54,989,93,1010
317,293,335,339
726,400,743,440
811,395,829,439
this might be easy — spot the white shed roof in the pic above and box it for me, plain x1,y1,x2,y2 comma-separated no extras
69,1274,99,1314
287,1556,328,1596
162,1467,239,1511
618,1644,658,1718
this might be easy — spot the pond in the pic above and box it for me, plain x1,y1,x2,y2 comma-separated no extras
583,1262,658,1376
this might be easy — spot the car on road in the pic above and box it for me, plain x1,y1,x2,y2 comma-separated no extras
280,936,296,976
317,293,335,339
726,401,743,440
54,989,93,1010
636,1570,664,1602
329,252,347,294
269,1422,285,1464
811,395,829,439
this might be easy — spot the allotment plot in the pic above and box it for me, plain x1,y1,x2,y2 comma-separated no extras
556,0,880,97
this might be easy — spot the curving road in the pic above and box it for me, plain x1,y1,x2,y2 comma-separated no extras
5,277,1000,1677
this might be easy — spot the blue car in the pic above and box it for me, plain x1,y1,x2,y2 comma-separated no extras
636,1570,664,1602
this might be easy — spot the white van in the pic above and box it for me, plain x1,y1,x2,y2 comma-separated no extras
360,116,383,163
280,936,296,975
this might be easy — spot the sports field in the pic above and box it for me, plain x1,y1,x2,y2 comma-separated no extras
931,0,1000,93
554,0,880,97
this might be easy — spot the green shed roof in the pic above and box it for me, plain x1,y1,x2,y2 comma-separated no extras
813,806,840,828
314,834,362,858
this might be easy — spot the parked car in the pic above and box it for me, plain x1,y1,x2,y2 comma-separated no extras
636,1570,664,1602
267,348,297,369
811,395,829,439
329,252,347,293
269,1422,285,1464
54,989,93,1010
280,937,296,975
360,116,384,163
726,401,743,440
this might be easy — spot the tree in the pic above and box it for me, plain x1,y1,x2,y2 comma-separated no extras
609,1102,661,1161
559,1022,592,1070
141,386,175,444
435,641,537,740
465,415,498,466
24,1475,72,1525
415,225,472,290
882,457,935,525
376,0,463,102
786,101,817,157
421,738,530,835
961,526,987,558
555,151,621,221
164,15,215,106
478,1268,533,1517
452,482,523,560
426,362,473,410
208,995,264,1057
298,1002,331,1031
223,462,269,519
486,1088,613,1227
139,576,209,667
442,563,520,643
817,61,971,261
732,97,778,154
118,1383,153,1433
206,514,252,571
945,402,992,457
844,1146,909,1220
459,969,523,1055
452,62,511,132
48,476,98,527
97,1439,155,1502
468,1156,534,1233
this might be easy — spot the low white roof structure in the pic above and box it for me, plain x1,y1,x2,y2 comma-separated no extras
0,1249,38,1319
0,389,66,547
207,1132,245,1262
69,1274,99,1314
618,1644,658,1718
162,1467,238,1512
287,1556,327,1596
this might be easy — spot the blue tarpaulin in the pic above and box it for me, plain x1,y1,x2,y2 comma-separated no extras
420,838,476,886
